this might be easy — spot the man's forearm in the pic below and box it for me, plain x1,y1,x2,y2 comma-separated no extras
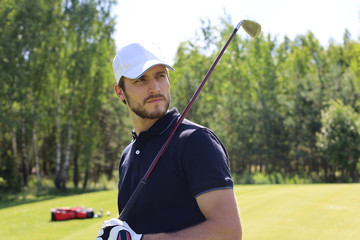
144,189,242,240
142,218,242,240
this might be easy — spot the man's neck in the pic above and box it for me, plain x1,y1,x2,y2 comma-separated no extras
130,113,159,136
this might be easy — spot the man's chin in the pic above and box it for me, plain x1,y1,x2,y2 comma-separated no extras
129,100,169,120
144,109,167,119
133,106,167,120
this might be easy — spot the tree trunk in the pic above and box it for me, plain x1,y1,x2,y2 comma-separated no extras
73,153,79,188
83,166,89,189
21,118,28,186
11,127,19,170
32,125,42,188
29,84,42,188
61,83,75,190
54,18,63,189
27,137,34,175
61,115,72,190
106,151,116,180
102,136,116,180
354,170,359,183
30,84,42,188
323,158,328,183
73,132,81,188
55,93,62,189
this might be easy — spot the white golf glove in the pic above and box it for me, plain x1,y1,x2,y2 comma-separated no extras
96,218,143,240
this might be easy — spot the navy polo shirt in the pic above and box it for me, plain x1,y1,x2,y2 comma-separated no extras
118,108,233,234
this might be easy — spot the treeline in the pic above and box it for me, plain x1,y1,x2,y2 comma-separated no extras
0,0,127,191
171,19,360,183
1,3,359,192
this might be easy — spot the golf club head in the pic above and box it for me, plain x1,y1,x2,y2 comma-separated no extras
236,20,261,38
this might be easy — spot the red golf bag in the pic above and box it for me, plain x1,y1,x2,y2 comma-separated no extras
51,207,94,221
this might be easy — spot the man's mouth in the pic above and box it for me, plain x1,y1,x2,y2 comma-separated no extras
144,95,165,104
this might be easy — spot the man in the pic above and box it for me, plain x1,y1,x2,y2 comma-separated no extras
96,43,242,240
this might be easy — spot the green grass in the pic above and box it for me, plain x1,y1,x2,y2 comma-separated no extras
0,184,359,239
236,184,360,240
0,190,118,240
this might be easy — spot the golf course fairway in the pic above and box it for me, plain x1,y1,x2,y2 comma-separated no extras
0,184,359,240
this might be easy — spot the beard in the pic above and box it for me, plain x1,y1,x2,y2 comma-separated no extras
125,91,170,119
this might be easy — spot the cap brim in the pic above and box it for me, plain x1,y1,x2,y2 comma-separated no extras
124,60,174,79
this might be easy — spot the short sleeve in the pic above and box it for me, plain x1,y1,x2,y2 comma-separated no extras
181,128,233,198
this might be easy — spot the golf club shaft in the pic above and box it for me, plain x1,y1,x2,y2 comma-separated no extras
119,26,240,221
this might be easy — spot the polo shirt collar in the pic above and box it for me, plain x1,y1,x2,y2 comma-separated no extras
132,107,180,139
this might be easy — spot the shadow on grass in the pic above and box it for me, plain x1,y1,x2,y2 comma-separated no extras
0,187,106,209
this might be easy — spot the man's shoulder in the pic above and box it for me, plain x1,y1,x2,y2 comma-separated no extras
178,119,226,151
178,119,219,141
178,118,208,136
181,118,204,129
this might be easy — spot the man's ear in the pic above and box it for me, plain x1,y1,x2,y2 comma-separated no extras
114,84,126,101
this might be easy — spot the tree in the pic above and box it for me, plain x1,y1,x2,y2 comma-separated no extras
0,0,116,190
58,0,116,189
317,100,360,182
0,0,57,188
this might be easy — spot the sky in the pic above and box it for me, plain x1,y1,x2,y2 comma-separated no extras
112,0,360,65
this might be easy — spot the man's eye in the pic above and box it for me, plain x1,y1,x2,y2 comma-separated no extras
135,78,145,82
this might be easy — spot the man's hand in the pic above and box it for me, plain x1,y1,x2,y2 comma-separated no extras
96,218,143,240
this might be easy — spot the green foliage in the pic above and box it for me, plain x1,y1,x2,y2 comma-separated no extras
170,18,360,183
0,0,117,191
317,100,360,181
1,9,360,191
0,173,118,205
233,172,313,185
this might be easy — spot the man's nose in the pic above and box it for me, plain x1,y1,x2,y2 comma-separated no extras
148,78,160,93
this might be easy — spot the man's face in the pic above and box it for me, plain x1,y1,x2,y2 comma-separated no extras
117,65,170,120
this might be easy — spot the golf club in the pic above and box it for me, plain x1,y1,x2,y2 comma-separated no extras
119,19,261,221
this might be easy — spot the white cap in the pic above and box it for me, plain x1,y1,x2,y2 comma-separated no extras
112,43,174,84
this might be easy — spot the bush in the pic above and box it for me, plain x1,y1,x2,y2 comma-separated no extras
232,171,312,185
317,100,360,182
0,151,21,192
